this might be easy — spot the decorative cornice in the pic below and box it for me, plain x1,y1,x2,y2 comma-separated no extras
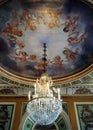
0,64,93,87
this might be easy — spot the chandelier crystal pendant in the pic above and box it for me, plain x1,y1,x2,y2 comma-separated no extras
26,43,62,125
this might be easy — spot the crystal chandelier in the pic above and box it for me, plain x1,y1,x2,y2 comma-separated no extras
26,43,62,125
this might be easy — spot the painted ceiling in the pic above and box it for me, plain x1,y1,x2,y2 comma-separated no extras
0,0,93,84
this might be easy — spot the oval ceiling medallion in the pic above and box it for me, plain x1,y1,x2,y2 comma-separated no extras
0,0,93,83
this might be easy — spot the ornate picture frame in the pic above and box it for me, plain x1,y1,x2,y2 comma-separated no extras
74,102,93,130
0,102,16,130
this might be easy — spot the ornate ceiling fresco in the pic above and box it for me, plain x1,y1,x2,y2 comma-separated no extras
0,0,93,85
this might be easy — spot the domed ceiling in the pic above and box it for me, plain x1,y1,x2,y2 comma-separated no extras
0,0,93,84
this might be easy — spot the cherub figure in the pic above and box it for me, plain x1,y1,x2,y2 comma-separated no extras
7,35,25,48
48,9,64,28
28,55,37,61
63,48,79,60
14,51,28,62
2,22,23,37
52,55,63,68
68,32,87,45
23,11,37,31
25,19,37,31
23,11,31,21
63,16,79,35
34,58,45,71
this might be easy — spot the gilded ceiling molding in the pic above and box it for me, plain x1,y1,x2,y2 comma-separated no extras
0,64,93,86
80,0,93,8
54,64,93,84
81,0,93,4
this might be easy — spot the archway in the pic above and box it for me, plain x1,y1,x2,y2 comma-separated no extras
19,111,72,130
